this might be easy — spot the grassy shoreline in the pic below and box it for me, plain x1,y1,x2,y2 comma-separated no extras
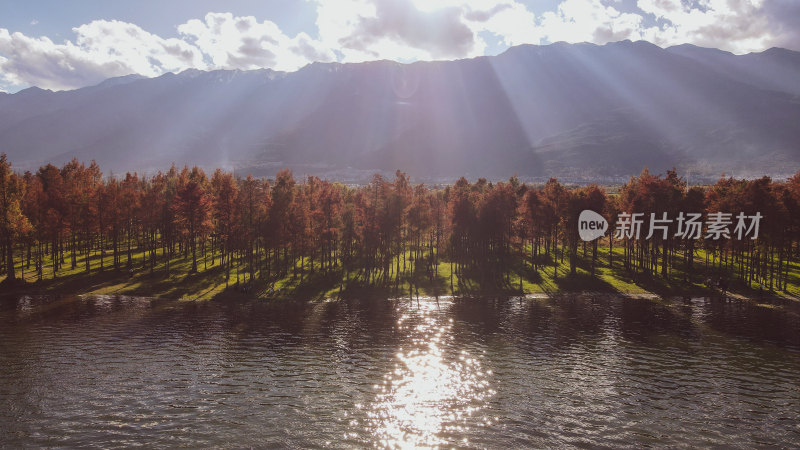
2,245,798,303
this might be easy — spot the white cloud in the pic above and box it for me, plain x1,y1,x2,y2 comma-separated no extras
312,0,525,62
0,21,205,90
637,0,774,53
313,0,470,62
178,12,335,71
536,0,645,44
74,20,205,74
0,13,335,91
478,2,539,46
0,1,797,91
480,0,793,54
308,0,645,63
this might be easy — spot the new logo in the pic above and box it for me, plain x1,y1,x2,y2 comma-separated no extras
579,210,608,242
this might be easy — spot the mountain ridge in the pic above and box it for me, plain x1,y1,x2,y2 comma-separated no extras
1,40,798,182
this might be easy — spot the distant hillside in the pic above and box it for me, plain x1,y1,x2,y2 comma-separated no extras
0,40,798,182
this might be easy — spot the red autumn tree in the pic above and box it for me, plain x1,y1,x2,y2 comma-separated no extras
0,154,30,282
173,167,212,273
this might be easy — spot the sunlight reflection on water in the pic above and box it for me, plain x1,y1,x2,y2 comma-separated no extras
368,301,495,448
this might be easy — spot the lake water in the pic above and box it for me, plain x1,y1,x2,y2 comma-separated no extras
1,294,799,448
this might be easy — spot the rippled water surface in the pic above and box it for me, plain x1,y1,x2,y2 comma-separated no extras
1,294,799,448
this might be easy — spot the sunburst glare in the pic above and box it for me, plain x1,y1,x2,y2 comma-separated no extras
367,301,495,448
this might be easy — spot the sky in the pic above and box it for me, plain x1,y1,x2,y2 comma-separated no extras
1,0,798,93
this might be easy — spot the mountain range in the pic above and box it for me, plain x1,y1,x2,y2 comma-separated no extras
1,40,798,182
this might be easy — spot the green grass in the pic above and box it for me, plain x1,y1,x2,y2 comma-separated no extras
1,243,798,302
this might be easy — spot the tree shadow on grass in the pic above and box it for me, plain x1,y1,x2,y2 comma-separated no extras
280,271,345,301
553,271,619,293
214,268,354,302
3,267,141,297
450,266,534,297
510,258,544,285
409,269,451,297
608,267,711,298
334,269,453,301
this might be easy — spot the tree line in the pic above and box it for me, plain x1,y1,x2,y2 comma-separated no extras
1,154,798,294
